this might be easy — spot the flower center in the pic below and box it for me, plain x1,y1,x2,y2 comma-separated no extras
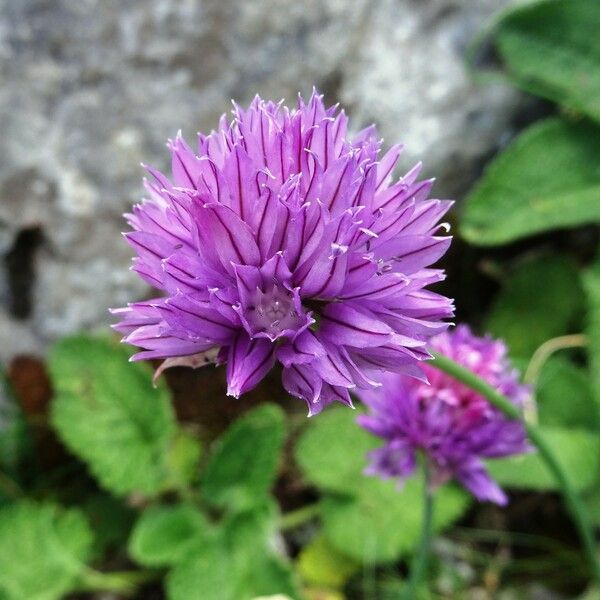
249,285,300,340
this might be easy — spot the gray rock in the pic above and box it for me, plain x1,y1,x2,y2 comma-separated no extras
0,0,521,361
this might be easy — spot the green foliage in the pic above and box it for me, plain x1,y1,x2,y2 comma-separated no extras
487,427,600,491
485,254,583,359
461,118,600,246
536,357,598,430
129,503,212,567
49,335,177,497
295,407,470,563
0,501,93,600
492,0,600,123
297,534,359,589
166,504,299,600
201,404,286,511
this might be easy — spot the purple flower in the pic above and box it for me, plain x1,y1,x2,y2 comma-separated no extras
357,325,531,504
112,91,453,415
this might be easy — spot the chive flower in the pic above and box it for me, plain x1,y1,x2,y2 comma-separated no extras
357,325,531,504
112,91,453,414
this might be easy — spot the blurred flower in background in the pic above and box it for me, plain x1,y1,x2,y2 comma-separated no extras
358,325,531,504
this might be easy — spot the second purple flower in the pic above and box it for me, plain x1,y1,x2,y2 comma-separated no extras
113,91,454,414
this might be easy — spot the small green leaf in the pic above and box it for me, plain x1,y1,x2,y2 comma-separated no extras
321,476,469,564
295,407,379,494
0,501,93,600
167,504,299,600
297,534,359,589
492,0,600,122
485,254,583,359
487,427,600,491
201,404,286,511
222,503,299,599
536,357,598,430
129,504,211,567
166,429,202,489
49,335,176,497
583,258,600,408
167,539,233,600
462,118,600,245
295,407,469,564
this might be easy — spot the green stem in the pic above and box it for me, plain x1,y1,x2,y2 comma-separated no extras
280,502,321,531
79,568,158,596
403,463,434,600
431,351,600,585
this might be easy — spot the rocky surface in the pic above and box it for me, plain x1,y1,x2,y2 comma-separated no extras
0,0,521,361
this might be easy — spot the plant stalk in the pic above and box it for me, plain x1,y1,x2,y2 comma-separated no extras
403,462,434,600
431,351,600,585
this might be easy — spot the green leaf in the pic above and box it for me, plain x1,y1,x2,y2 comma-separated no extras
487,426,600,491
0,501,93,600
297,534,359,589
221,503,299,599
295,407,379,494
295,407,469,564
461,118,600,245
583,258,600,407
167,504,299,600
49,335,176,497
167,539,233,600
536,357,598,430
321,476,470,564
201,404,286,511
485,254,583,359
492,0,600,122
129,503,211,567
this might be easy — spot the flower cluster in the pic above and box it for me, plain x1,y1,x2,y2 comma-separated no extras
112,91,453,414
357,325,531,504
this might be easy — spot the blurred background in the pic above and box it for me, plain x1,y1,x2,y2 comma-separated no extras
0,0,524,359
2,1,600,599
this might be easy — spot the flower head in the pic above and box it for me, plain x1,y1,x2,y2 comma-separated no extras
112,91,453,415
357,325,531,504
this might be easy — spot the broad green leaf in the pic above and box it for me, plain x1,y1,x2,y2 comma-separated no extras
461,118,600,245
536,357,598,430
129,504,211,567
167,429,202,489
321,476,470,564
485,254,583,359
49,335,176,497
0,501,93,600
297,534,359,589
295,407,469,563
487,427,600,491
201,404,286,511
222,503,299,599
167,504,298,600
167,539,233,600
583,259,600,407
583,480,600,526
493,0,600,122
295,407,379,494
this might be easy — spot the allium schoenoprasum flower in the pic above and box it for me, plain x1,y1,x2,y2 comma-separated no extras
112,91,454,415
357,325,532,504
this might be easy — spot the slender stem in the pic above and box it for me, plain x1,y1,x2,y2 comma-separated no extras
403,463,434,600
279,502,321,531
431,352,600,585
524,334,587,386
79,568,158,596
